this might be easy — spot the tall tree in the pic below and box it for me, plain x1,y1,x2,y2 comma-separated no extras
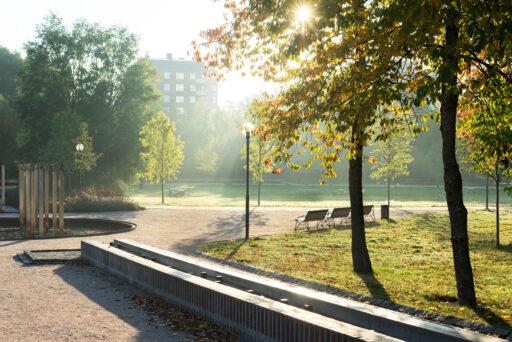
370,129,415,207
196,0,512,306
73,123,99,186
139,112,184,204
0,46,22,99
241,136,273,206
0,47,23,171
17,15,158,184
195,1,418,274
458,81,512,247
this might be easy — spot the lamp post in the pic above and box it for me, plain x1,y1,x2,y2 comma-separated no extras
241,122,254,240
76,143,84,187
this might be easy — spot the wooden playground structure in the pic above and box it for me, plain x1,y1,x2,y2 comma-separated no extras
18,164,65,237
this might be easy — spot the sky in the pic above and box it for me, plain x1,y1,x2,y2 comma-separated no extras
0,0,272,106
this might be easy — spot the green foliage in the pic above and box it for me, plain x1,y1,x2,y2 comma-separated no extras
241,137,273,184
16,15,159,184
42,111,81,169
0,47,23,171
194,146,219,174
74,123,99,173
458,82,512,183
369,129,415,184
0,46,22,99
0,95,19,168
66,186,141,212
139,111,184,183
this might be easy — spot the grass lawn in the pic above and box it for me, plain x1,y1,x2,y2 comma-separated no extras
128,182,511,208
200,210,512,329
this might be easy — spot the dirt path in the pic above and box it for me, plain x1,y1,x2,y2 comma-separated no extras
0,206,445,341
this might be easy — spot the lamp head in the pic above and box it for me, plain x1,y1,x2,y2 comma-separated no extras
241,122,255,136
76,143,84,152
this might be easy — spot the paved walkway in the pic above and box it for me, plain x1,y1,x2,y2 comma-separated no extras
0,206,445,341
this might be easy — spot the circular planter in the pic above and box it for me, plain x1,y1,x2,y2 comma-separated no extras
0,217,136,240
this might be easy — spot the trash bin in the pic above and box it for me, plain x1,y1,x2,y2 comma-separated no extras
381,204,389,220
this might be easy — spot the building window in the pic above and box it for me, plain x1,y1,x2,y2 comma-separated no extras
176,96,185,103
189,96,196,103
164,72,170,79
163,95,170,103
189,84,196,92
176,72,185,80
163,83,170,91
176,84,184,91
189,73,196,80
176,107,185,115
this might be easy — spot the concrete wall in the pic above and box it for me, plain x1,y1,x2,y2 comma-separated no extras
81,240,398,342
112,238,506,342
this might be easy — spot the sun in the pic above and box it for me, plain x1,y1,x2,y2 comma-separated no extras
295,5,312,24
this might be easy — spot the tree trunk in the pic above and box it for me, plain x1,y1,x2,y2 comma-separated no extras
495,162,500,248
349,131,373,274
439,11,477,307
258,142,262,206
161,177,164,204
485,175,489,210
258,180,261,206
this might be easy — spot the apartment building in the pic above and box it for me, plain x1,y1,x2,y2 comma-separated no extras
151,53,218,118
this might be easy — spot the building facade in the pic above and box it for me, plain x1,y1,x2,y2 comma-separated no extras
151,54,218,118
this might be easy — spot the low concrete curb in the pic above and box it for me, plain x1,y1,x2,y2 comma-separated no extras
81,239,398,342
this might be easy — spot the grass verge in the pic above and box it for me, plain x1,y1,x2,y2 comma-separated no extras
200,210,512,329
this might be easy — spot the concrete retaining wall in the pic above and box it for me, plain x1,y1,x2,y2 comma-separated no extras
81,240,398,342
112,238,505,342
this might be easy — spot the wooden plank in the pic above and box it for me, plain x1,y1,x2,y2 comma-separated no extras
30,166,37,236
58,168,65,232
18,166,25,227
1,164,5,206
24,166,31,234
52,168,57,231
44,165,50,230
38,166,44,237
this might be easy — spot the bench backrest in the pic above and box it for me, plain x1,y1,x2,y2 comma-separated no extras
304,209,329,222
330,207,351,219
363,205,374,215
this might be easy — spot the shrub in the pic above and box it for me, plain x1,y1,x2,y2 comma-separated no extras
65,186,142,212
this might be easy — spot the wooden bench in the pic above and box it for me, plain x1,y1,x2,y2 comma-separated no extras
294,209,329,231
325,207,351,227
363,205,375,221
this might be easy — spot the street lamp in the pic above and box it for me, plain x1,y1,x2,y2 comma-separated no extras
241,122,255,240
76,143,84,187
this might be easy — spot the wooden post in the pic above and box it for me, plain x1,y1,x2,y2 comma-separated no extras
52,167,57,232
38,165,44,237
1,164,5,207
30,166,37,236
58,168,65,233
44,165,50,230
24,166,31,235
19,166,25,227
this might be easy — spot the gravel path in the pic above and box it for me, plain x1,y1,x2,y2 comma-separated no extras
0,206,445,341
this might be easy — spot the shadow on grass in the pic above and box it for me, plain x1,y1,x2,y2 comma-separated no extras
224,239,248,260
474,306,512,330
356,272,390,301
425,294,512,330
471,240,512,253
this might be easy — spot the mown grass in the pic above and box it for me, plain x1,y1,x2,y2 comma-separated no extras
200,210,512,329
128,182,511,208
